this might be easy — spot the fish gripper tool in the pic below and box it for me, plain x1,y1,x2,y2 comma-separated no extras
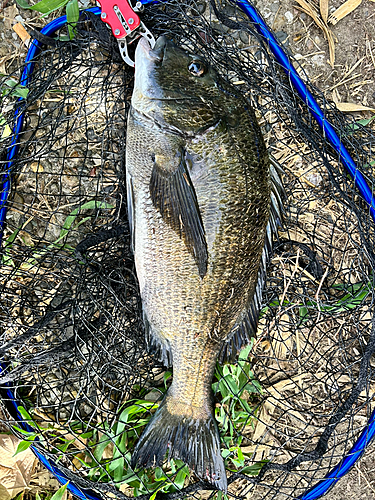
97,0,155,67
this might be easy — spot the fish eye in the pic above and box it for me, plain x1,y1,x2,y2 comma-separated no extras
188,60,206,77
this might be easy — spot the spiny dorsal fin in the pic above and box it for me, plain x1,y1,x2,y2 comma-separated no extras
150,149,208,278
219,155,285,363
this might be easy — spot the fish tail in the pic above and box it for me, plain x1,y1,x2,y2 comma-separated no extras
131,393,227,492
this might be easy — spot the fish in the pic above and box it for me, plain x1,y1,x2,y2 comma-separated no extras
125,35,282,492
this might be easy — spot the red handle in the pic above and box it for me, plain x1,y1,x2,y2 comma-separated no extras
97,0,141,39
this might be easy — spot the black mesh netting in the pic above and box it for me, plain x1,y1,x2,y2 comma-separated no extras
1,1,375,499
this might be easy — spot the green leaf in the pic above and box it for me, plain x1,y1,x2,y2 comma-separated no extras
240,461,268,475
221,374,239,396
66,0,79,39
28,200,114,263
1,121,12,139
50,482,69,500
93,433,112,462
16,0,69,13
13,439,33,456
56,438,75,453
173,465,189,489
1,78,29,99
3,227,21,250
346,115,375,134
149,486,163,500
163,370,172,389
299,306,308,321
12,425,36,437
12,86,29,99
17,405,34,423
16,0,33,9
238,343,253,363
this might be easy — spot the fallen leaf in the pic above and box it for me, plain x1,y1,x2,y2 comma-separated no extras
3,5,19,30
294,0,335,66
0,434,37,499
30,162,43,173
320,0,329,23
328,0,362,25
0,485,10,500
336,102,375,112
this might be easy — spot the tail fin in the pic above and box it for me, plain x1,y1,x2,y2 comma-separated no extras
131,395,227,492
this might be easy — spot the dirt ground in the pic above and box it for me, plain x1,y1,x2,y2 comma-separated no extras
0,0,375,498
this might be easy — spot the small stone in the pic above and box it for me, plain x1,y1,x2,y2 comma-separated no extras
239,30,249,44
314,35,321,45
311,54,325,67
285,11,294,23
144,390,162,402
294,53,303,60
275,30,288,43
189,1,206,16
304,172,323,186
270,1,280,13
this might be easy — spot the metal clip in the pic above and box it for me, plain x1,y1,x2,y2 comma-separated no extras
97,0,155,67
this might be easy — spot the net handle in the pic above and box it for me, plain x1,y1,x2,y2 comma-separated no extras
1,3,375,500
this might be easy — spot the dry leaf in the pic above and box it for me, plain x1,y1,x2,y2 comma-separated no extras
30,162,43,173
320,0,329,23
0,58,7,75
294,0,335,65
3,5,19,30
336,102,375,112
0,434,37,500
328,0,362,25
251,402,273,442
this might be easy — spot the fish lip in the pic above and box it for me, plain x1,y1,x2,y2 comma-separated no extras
136,35,166,63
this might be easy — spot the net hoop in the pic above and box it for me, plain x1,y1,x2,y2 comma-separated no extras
1,3,375,500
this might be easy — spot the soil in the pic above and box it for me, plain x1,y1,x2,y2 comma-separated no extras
254,0,375,110
0,0,375,499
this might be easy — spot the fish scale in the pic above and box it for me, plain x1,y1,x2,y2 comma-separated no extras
126,35,278,491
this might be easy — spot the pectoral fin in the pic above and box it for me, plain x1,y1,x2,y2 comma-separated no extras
150,150,208,278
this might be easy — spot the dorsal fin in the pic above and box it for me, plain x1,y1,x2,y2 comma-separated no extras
219,156,285,363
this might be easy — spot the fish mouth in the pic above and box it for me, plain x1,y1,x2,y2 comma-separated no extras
136,35,168,64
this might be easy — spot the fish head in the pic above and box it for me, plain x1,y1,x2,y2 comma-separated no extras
132,35,236,134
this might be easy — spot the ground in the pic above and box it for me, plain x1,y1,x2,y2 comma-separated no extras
0,0,374,498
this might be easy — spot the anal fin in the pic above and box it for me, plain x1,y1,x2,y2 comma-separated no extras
144,313,172,368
